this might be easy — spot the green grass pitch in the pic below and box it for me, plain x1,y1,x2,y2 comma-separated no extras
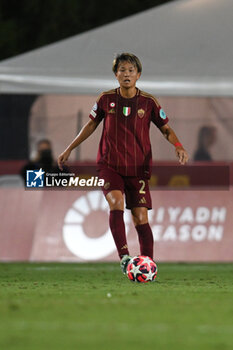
0,262,232,350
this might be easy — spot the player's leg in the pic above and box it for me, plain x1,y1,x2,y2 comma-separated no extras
106,190,129,258
106,190,124,210
131,207,154,259
125,178,154,259
105,190,131,273
98,168,129,259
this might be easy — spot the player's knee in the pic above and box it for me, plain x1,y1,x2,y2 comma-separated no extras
133,217,148,226
110,198,124,210
133,215,148,226
132,210,148,226
106,192,124,210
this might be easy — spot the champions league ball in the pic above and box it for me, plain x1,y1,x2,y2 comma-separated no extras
126,256,157,283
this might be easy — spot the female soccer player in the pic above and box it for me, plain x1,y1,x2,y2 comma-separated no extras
58,53,189,273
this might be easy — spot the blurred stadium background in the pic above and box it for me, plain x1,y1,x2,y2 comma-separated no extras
0,0,232,263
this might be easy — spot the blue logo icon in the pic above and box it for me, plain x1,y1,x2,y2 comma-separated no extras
26,168,45,188
159,109,167,120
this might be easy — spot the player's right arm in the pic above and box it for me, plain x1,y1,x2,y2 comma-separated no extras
58,119,99,170
58,94,105,170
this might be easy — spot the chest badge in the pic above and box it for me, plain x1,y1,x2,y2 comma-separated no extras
108,101,116,114
123,107,131,117
137,109,145,118
108,108,115,114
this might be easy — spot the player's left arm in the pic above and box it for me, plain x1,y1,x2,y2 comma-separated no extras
159,124,189,165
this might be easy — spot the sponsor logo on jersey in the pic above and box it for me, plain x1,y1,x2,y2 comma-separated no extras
108,108,115,114
26,168,45,187
123,106,131,117
137,108,145,118
159,108,167,120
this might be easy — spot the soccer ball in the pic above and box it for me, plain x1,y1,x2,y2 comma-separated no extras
126,255,157,283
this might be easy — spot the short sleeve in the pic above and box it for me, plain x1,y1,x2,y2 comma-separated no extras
89,94,105,123
151,98,169,128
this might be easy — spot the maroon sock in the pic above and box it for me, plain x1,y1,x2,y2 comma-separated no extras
109,210,129,258
136,223,154,259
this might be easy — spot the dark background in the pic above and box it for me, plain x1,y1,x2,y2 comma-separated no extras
0,0,174,61
0,0,175,160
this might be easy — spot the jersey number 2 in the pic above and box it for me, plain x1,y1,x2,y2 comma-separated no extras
139,180,146,194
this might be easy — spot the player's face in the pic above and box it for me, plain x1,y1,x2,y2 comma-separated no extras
115,61,141,89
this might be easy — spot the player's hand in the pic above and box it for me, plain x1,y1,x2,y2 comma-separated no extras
175,147,189,165
58,149,71,171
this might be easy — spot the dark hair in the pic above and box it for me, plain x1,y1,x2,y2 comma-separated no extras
112,53,142,74
198,126,216,148
37,139,52,147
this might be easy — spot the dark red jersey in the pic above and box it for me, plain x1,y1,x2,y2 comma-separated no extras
89,87,169,177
